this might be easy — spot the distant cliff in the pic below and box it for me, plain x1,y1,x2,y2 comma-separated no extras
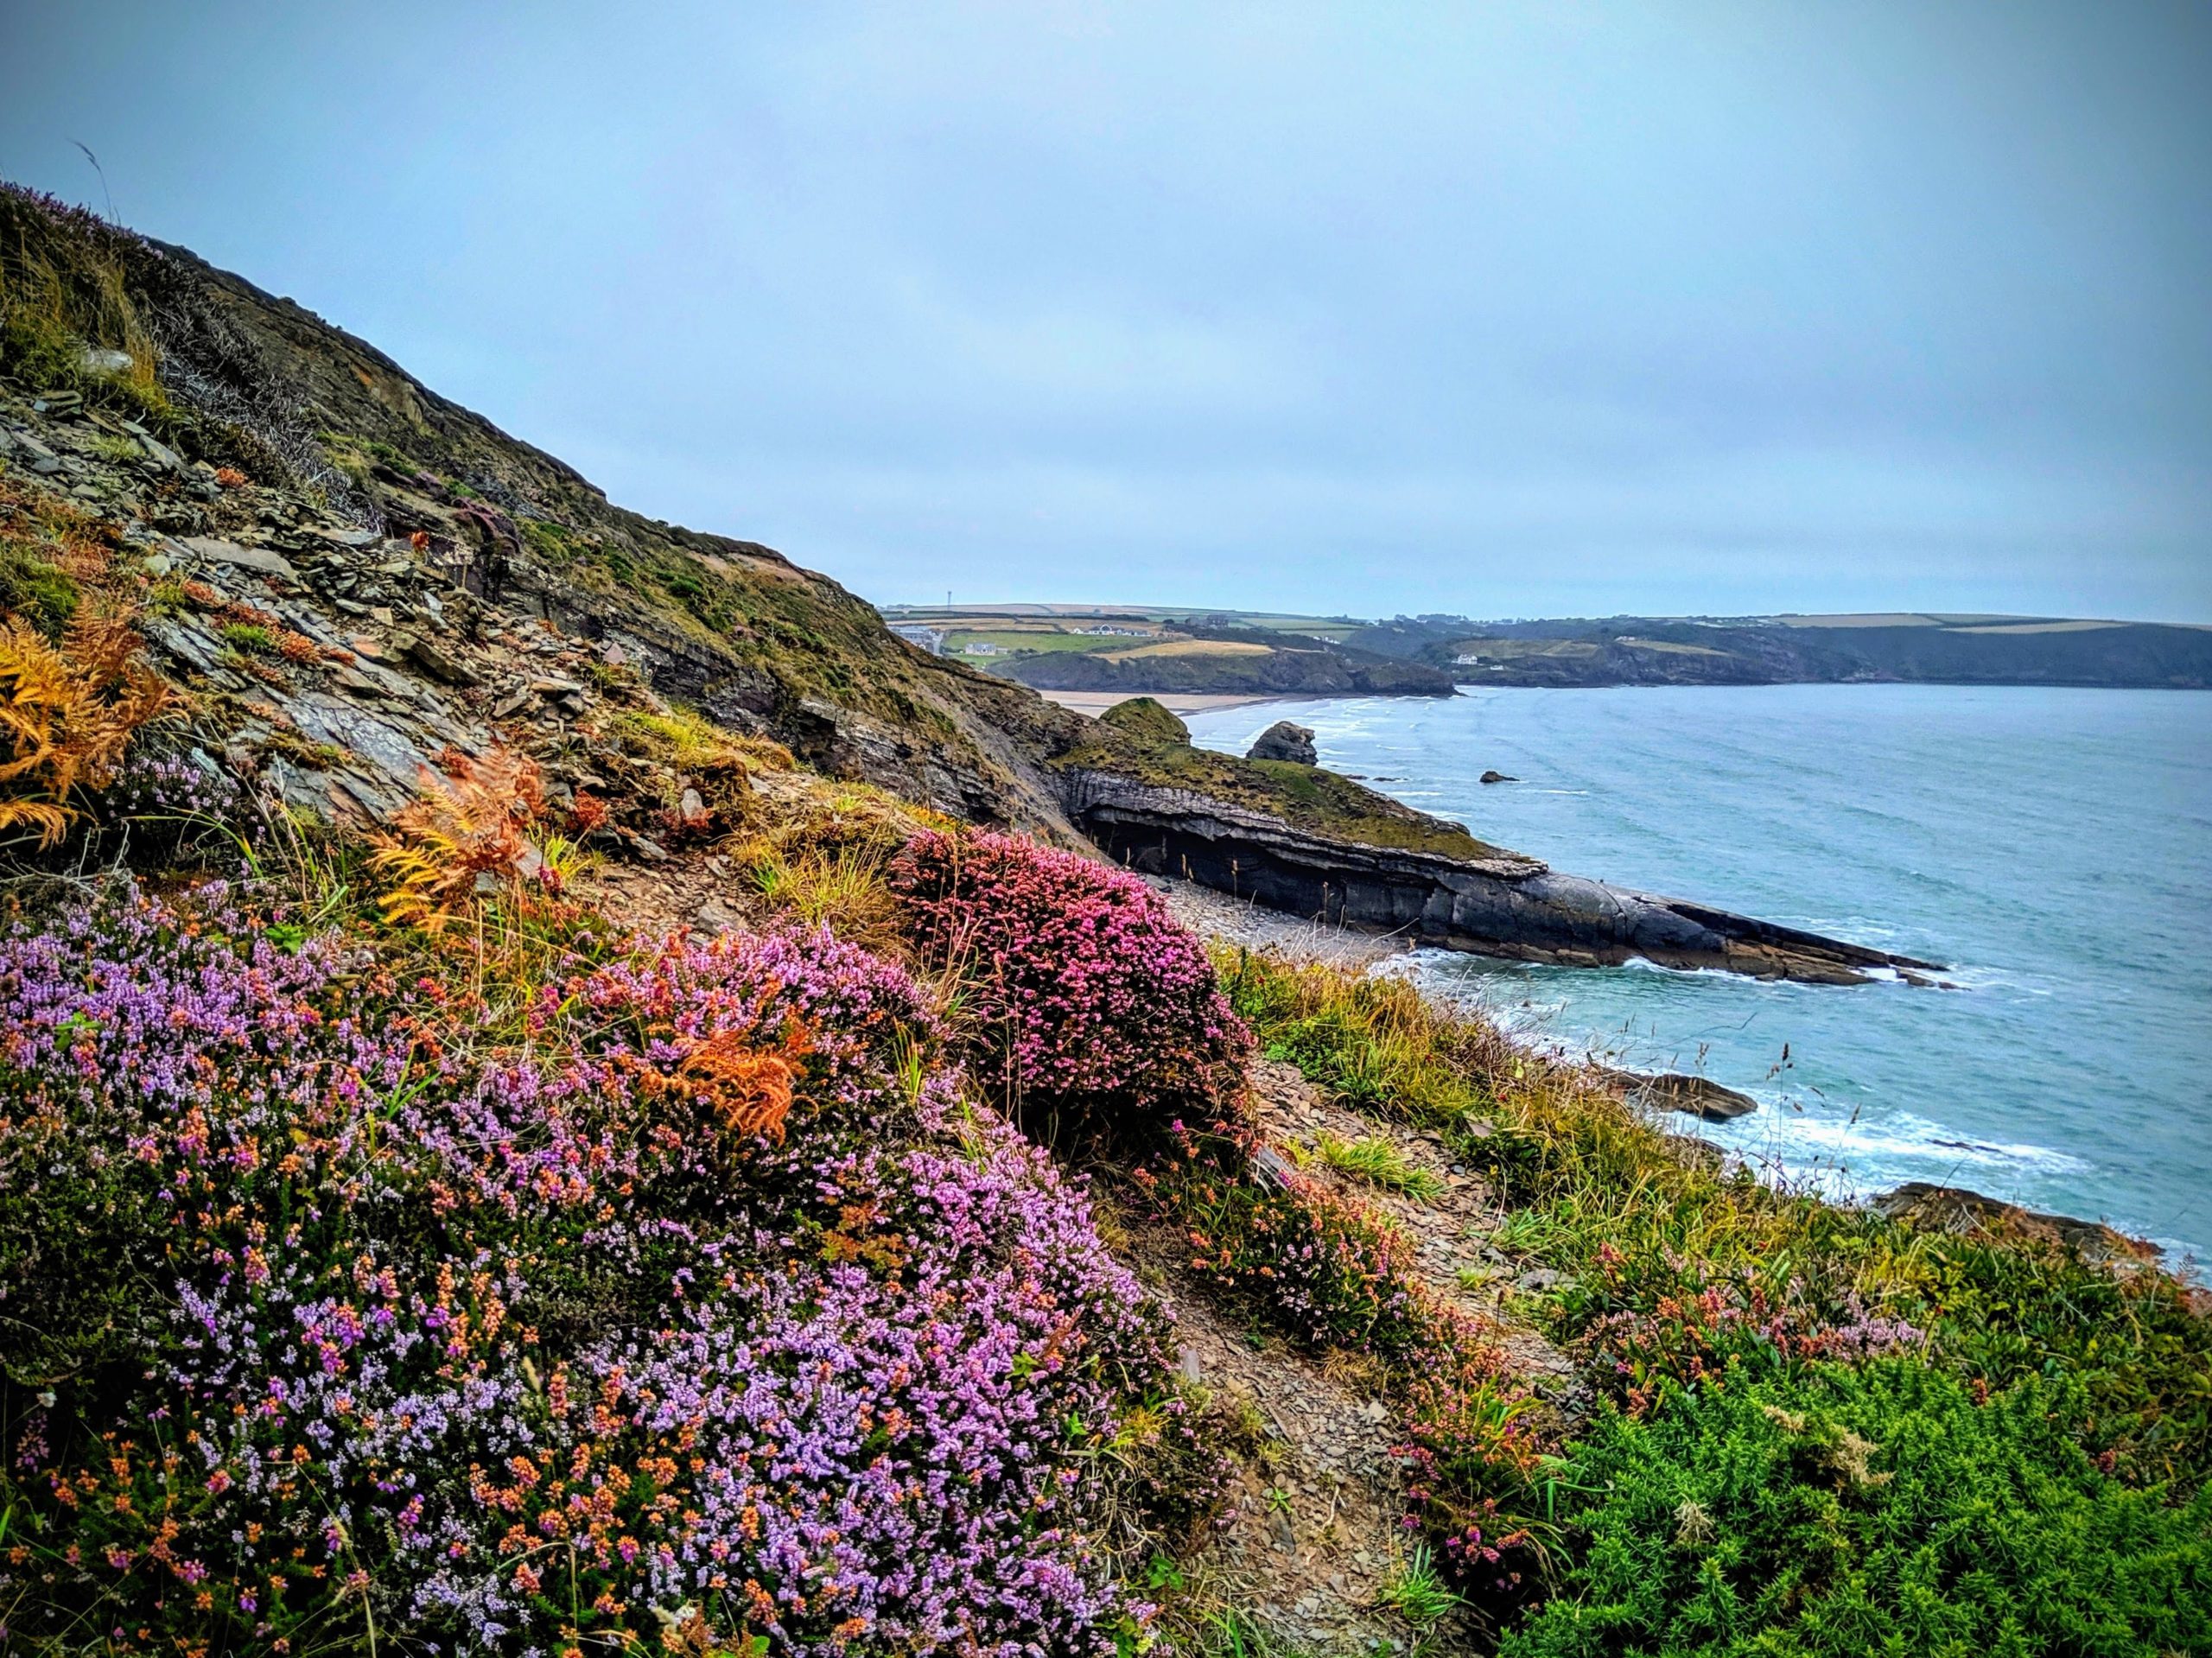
1342,613,2212,689
999,624,1457,696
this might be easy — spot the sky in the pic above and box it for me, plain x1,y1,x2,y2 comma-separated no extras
4,3,2209,622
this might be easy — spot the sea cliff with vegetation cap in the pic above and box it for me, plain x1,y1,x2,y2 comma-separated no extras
1,181,2204,1655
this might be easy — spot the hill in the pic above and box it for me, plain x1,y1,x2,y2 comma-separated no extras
878,607,1447,696
894,604,2212,690
1344,611,2212,689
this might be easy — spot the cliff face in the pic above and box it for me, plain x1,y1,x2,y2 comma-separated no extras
1344,613,2212,689
1064,765,1932,983
0,183,1927,984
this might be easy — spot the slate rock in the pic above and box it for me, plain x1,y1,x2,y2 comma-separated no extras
177,536,298,581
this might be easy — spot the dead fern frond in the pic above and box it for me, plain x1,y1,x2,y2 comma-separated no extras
368,748,544,934
0,604,171,846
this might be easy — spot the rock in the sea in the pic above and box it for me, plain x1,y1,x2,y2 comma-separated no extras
1248,720,1319,765
1479,769,1518,784
1599,1065,1759,1121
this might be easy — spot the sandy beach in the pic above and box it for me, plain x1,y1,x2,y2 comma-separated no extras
1038,689,1320,716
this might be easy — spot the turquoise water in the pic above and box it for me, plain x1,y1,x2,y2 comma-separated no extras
1185,685,2212,1266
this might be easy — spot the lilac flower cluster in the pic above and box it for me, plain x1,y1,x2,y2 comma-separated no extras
104,747,242,821
0,889,1168,1655
890,830,1252,1129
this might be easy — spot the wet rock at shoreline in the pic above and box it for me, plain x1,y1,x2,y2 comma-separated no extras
1877,1182,2161,1267
1598,1065,1759,1121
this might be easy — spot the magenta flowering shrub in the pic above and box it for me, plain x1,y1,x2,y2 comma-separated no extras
0,888,1169,1655
889,830,1251,1129
1583,1272,1923,1412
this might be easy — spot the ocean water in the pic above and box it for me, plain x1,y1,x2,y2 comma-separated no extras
1185,685,2212,1266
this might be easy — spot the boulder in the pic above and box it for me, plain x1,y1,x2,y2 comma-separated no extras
1247,720,1319,765
1479,769,1518,784
175,535,298,582
1876,1183,2160,1267
1598,1065,1759,1121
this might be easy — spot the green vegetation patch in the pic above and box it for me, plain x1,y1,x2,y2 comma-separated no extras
0,189,172,426
1503,1362,2212,1658
1097,695,1191,747
1058,711,1510,861
1217,944,2212,1642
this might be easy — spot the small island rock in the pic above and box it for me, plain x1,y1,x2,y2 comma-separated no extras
1248,720,1319,765
1480,769,1519,785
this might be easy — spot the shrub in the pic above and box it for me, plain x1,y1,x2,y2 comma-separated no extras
0,886,1172,1655
0,602,170,845
889,829,1251,1132
1142,1122,1426,1357
1501,1362,2212,1658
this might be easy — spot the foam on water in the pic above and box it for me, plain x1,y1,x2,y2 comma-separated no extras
1190,684,2212,1269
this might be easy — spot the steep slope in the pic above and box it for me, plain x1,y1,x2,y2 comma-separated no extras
3,185,1096,832
0,182,1931,983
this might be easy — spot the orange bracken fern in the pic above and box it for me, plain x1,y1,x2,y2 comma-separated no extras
0,605,172,847
368,748,546,933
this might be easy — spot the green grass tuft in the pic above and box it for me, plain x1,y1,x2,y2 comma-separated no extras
1315,1131,1445,1200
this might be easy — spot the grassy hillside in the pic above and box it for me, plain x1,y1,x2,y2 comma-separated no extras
883,607,1449,696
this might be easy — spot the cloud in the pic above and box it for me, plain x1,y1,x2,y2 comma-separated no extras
4,0,2207,619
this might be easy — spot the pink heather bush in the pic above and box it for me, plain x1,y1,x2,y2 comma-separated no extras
889,830,1251,1129
0,886,1170,1655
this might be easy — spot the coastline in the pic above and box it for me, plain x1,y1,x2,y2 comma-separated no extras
1156,877,2188,1280
1039,688,1332,716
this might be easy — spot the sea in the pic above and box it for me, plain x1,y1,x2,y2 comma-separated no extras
1185,684,2212,1268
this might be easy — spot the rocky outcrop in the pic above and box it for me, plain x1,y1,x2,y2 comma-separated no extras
1060,767,1938,983
1247,721,1318,765
1596,1066,1759,1121
1877,1183,2160,1268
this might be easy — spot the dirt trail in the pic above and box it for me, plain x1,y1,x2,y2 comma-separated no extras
1137,1223,1428,1654
1139,983,1573,1650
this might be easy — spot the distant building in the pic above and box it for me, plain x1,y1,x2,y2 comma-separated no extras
889,623,945,653
963,640,1006,656
1076,624,1149,637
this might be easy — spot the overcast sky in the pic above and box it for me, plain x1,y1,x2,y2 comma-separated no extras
5,3,2209,620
